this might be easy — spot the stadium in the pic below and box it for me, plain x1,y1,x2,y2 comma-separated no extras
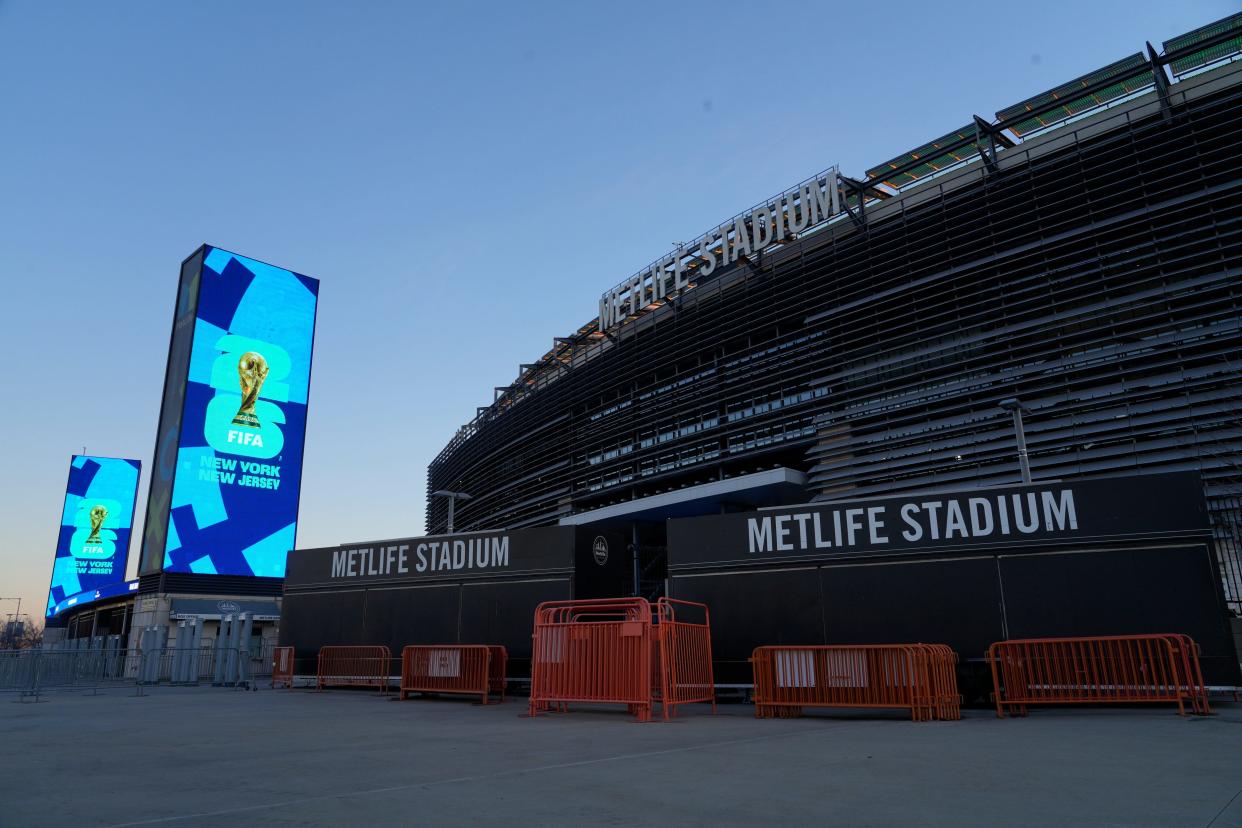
426,16,1242,614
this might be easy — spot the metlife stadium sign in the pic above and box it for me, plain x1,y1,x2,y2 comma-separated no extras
284,527,575,589
139,246,319,579
46,455,141,616
666,473,1211,570
598,169,842,330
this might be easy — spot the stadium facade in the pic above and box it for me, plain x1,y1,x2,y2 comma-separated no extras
427,18,1242,609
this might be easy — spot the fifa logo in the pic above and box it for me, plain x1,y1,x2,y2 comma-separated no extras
204,335,290,460
71,499,120,560
231,352,270,429
85,505,109,546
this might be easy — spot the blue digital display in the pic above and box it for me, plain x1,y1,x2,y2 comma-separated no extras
139,250,202,576
156,247,319,577
47,579,139,619
46,456,141,617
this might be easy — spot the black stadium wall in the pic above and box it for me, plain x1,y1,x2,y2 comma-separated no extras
279,526,642,675
667,473,1242,688
425,37,1242,622
280,472,1240,689
280,527,575,675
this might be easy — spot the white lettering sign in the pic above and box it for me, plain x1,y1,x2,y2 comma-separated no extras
326,536,511,579
748,489,1079,554
599,169,843,330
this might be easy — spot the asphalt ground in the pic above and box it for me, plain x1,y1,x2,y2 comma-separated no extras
2,686,1240,827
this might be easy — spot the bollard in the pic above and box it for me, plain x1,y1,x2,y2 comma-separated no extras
182,620,195,684
173,621,187,683
155,626,169,684
137,628,147,685
226,610,244,686
105,635,120,679
189,619,204,684
223,614,236,686
170,623,180,683
138,628,152,685
183,621,194,683
146,627,160,685
239,613,254,687
213,616,231,686
182,622,194,683
142,630,156,690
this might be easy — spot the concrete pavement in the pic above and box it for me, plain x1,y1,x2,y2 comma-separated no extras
2,687,1240,827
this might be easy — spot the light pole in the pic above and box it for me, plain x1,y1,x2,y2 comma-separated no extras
1,598,20,630
1,598,23,648
431,490,472,534
998,398,1032,484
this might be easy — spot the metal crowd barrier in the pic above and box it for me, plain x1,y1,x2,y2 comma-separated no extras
316,645,392,694
399,645,506,704
654,599,717,719
0,638,285,700
272,646,295,689
0,649,118,699
988,634,1211,717
751,644,962,722
530,598,655,721
487,645,507,699
529,597,717,722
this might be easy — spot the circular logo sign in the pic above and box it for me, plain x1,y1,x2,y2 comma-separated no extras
592,536,609,566
217,601,242,615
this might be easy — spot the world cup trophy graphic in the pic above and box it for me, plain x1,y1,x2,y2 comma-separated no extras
86,504,108,545
231,351,270,428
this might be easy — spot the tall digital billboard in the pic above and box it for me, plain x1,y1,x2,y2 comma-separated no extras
139,246,319,579
47,455,141,617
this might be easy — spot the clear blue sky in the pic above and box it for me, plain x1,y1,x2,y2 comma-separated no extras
0,0,1231,623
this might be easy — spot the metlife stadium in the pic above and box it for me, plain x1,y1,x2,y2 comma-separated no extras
427,17,1242,610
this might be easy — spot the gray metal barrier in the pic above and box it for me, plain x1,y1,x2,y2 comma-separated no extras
0,648,139,700
0,638,282,700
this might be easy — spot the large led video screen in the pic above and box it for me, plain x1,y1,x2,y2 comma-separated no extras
47,579,139,619
139,248,202,576
141,246,319,578
46,455,141,617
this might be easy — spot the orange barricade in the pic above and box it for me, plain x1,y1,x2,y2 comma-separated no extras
751,644,961,722
272,646,295,689
655,598,717,719
487,645,508,700
530,598,655,721
923,644,962,721
399,645,506,704
529,597,716,722
316,645,392,694
988,634,1211,717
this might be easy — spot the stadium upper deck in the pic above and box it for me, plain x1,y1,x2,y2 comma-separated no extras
427,16,1242,566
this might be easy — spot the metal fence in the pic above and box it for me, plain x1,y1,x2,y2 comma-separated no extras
1209,497,1242,613
0,643,282,701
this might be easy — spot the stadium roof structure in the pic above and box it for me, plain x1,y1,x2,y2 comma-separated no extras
995,53,1155,137
865,126,989,189
435,13,1242,466
1165,12,1242,78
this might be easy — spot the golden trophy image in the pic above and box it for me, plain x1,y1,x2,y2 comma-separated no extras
85,504,108,545
231,351,270,428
